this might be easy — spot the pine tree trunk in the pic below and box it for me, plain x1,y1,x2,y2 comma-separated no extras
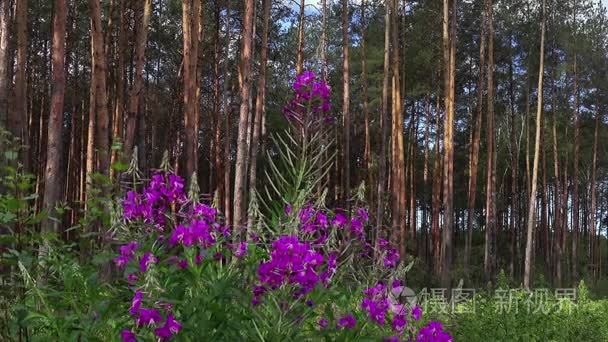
296,0,305,75
523,0,546,290
483,0,496,281
572,52,580,283
13,0,28,168
248,0,271,228
41,0,68,238
465,0,487,274
441,0,456,288
110,0,127,177
213,1,222,205
233,0,254,230
125,0,152,159
321,0,328,81
0,0,9,124
361,0,372,202
342,0,351,211
89,0,110,176
375,0,390,251
589,102,599,280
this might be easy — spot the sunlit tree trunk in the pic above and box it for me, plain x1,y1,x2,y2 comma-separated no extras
375,0,390,249
342,0,351,210
296,0,305,75
125,0,152,159
524,0,546,290
441,0,456,288
233,0,254,230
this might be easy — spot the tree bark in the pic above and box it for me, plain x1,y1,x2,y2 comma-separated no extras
483,0,496,281
589,102,599,279
233,0,254,230
441,0,456,288
523,0,545,290
42,0,68,237
248,0,271,228
124,0,152,159
12,0,28,168
89,0,110,176
361,0,372,200
0,0,9,125
342,0,351,210
296,0,305,75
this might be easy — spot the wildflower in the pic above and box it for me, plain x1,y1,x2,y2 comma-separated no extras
357,208,369,222
136,308,163,326
129,291,143,315
234,242,248,258
332,213,348,228
114,255,130,269
337,314,357,329
412,305,422,321
384,337,400,342
120,241,139,257
127,274,139,284
154,314,182,340
383,247,400,268
391,314,407,333
120,329,137,342
318,317,329,329
139,252,157,272
416,321,453,342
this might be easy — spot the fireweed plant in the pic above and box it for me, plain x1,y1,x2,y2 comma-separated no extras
112,71,452,341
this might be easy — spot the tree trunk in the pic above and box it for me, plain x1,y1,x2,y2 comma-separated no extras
89,0,110,176
296,0,305,75
213,1,222,205
589,102,599,279
440,0,456,288
124,0,152,158
483,0,496,281
390,0,405,255
248,0,271,228
182,0,201,180
375,0,390,251
233,0,254,230
361,0,372,201
571,45,580,283
0,0,9,124
341,0,351,210
41,0,68,238
523,0,545,290
12,0,28,168
321,0,328,81
464,0,487,274
110,0,127,177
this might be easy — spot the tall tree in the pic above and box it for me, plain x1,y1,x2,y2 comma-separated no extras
12,0,28,166
182,0,201,179
248,0,271,227
483,0,497,281
571,1,580,282
390,0,405,255
0,0,9,124
524,0,546,290
361,0,372,193
465,0,488,274
296,0,305,75
89,0,110,175
41,0,68,236
233,0,254,230
342,0,351,209
441,0,456,288
124,0,152,158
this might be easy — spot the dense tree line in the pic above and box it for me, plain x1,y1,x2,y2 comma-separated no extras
1,0,607,289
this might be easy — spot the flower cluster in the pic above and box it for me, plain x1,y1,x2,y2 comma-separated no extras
254,235,336,304
114,241,139,269
123,173,186,227
121,290,182,341
416,321,453,342
361,280,424,338
378,238,400,268
283,70,332,135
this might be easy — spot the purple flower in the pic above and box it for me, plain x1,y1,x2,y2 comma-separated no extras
391,314,407,333
234,242,248,258
285,204,293,216
412,305,422,321
385,337,400,342
383,248,400,268
114,255,129,269
337,314,356,329
139,252,157,272
129,291,143,315
120,329,137,342
154,314,182,341
136,308,163,326
416,321,453,342
357,208,369,222
318,317,329,329
332,213,348,228
120,241,139,257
